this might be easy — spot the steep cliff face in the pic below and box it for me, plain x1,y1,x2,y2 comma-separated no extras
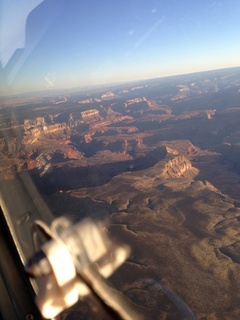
89,116,133,131
106,107,122,118
24,117,45,130
21,123,68,145
101,91,115,99
125,97,147,106
165,146,179,155
162,155,195,178
83,132,94,143
43,123,67,134
68,113,75,128
1,137,20,155
81,109,102,123
147,100,172,114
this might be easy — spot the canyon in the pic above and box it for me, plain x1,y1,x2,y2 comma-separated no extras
1,67,240,319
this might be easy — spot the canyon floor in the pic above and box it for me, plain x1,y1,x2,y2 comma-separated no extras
1,67,240,319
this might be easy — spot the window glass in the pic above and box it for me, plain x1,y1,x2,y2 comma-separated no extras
1,1,240,319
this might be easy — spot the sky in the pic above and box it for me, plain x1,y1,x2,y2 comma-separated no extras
1,0,240,95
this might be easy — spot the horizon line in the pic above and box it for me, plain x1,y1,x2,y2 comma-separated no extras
1,65,240,99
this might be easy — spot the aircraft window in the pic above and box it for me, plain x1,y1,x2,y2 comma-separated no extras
1,1,240,319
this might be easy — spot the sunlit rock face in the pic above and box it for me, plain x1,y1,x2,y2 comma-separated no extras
24,117,45,130
43,123,67,133
80,109,102,123
101,91,115,99
162,155,194,178
2,68,240,319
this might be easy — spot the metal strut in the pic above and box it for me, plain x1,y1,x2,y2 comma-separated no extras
25,217,143,320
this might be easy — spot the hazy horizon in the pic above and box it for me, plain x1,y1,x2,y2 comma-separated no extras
1,0,240,95
1,65,240,98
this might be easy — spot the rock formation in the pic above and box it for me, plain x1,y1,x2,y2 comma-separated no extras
162,155,196,178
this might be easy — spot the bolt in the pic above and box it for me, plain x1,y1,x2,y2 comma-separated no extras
16,211,32,225
25,314,34,320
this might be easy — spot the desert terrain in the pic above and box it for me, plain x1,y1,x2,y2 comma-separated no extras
1,67,240,319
